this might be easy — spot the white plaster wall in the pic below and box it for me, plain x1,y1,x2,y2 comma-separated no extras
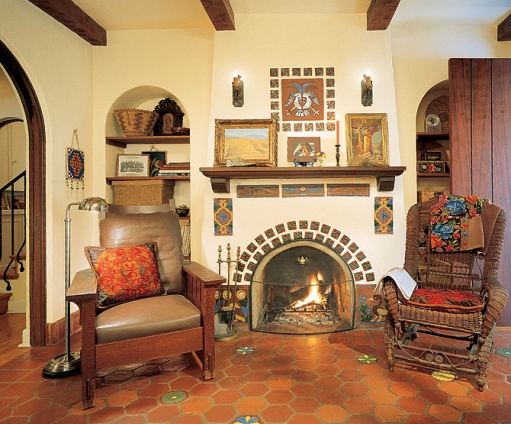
0,0,94,324
390,23,511,210
92,29,214,262
199,14,407,282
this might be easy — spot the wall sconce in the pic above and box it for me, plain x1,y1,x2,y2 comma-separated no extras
232,70,244,107
361,69,373,107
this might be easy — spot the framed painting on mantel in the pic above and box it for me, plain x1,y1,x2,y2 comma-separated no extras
345,113,389,167
214,119,278,167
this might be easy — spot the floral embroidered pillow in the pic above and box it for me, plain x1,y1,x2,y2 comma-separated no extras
85,243,165,308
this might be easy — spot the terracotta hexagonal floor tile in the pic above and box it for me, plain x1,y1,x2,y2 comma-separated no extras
417,387,449,404
341,382,369,397
449,395,482,413
289,397,321,414
438,380,470,396
288,414,323,424
104,390,139,407
484,404,511,423
240,382,268,397
261,404,294,423
342,396,375,414
290,382,319,397
203,405,237,423
316,404,349,423
428,404,462,422
315,376,341,390
401,414,442,424
264,389,295,404
245,370,271,383
390,381,420,397
315,389,347,405
364,374,391,389
145,404,180,423
367,388,398,405
266,375,295,390
211,389,242,405
179,397,213,415
338,369,365,383
396,396,428,413
373,404,406,422
462,414,500,424
235,396,267,414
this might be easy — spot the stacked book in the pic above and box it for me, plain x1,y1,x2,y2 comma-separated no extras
157,162,190,177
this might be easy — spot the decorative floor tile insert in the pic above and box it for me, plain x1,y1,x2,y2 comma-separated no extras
233,416,261,424
214,198,233,236
162,391,188,404
356,284,385,327
236,346,255,355
496,348,511,357
358,354,378,364
374,196,393,234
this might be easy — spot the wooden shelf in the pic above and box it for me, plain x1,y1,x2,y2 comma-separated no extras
106,135,190,148
199,166,406,193
416,132,449,140
106,176,190,184
417,172,450,178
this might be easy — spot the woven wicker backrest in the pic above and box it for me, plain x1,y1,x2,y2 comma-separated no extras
404,197,506,293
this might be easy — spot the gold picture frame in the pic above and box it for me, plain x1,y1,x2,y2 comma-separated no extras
287,137,320,162
345,113,389,166
214,119,278,167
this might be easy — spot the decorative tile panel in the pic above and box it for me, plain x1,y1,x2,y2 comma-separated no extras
375,197,393,234
213,198,233,236
237,185,279,198
327,184,370,197
282,184,324,197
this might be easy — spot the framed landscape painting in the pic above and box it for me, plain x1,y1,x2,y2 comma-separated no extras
214,119,278,166
345,113,389,166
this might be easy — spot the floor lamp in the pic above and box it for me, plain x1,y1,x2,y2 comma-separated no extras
42,197,108,378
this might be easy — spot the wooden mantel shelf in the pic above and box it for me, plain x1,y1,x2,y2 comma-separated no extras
199,166,406,193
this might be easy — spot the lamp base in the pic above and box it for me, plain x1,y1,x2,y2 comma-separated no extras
42,352,81,378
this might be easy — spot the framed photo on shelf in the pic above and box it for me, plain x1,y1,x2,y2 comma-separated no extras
287,137,320,162
345,113,389,166
116,154,150,177
214,118,278,166
142,150,167,177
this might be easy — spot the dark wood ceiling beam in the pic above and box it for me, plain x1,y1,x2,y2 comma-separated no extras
200,0,235,31
28,0,107,46
498,14,511,41
367,0,401,31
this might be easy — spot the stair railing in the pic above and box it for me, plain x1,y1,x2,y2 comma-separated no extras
0,171,26,290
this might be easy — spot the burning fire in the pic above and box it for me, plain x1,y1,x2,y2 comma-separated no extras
294,273,324,309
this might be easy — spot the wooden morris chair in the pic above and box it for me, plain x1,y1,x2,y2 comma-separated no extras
67,203,225,409
380,195,508,391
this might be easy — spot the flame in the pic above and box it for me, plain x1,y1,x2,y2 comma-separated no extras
294,273,324,308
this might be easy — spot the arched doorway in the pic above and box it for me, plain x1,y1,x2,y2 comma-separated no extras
1,39,46,346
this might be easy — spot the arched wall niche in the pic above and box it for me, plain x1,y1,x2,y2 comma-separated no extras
416,80,449,132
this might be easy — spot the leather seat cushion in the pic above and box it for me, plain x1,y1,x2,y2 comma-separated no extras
99,211,184,294
95,295,201,344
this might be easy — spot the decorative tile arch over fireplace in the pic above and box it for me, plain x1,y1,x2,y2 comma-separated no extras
237,220,376,334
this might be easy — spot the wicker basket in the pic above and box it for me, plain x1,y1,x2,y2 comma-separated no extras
114,108,159,136
111,180,175,205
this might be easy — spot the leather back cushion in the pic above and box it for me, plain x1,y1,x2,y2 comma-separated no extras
99,211,184,294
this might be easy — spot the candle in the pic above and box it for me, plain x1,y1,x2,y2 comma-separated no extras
233,70,239,89
364,68,372,89
335,118,340,146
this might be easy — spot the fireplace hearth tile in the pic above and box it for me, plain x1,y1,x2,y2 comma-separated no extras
261,244,272,254
247,262,257,272
342,252,352,262
356,284,384,327
275,223,286,233
282,234,292,243
293,231,303,240
264,228,276,238
354,271,364,281
331,229,341,239
241,251,250,262
304,231,313,240
271,238,282,248
334,245,344,254
340,235,351,245
299,220,308,229
244,273,252,281
253,252,263,262
315,234,325,242
325,238,334,247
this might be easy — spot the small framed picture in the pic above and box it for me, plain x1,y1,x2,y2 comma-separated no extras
142,150,167,176
287,137,320,162
214,118,278,166
345,113,389,166
116,154,150,177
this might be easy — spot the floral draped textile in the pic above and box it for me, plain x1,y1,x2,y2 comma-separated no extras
430,195,484,252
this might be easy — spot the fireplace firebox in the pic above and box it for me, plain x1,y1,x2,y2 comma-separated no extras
251,242,355,334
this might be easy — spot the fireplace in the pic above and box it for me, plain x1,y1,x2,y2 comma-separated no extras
251,242,355,334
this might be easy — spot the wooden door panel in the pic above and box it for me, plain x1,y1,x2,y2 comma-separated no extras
449,59,473,194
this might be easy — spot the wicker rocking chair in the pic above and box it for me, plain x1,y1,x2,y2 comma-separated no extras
381,195,508,391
